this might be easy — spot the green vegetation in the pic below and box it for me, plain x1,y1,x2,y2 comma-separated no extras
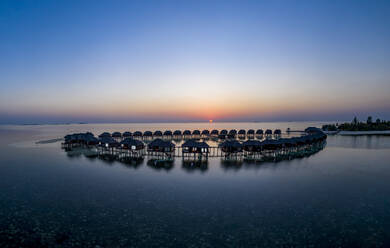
322,117,390,132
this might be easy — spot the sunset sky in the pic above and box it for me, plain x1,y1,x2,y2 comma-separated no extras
1,0,389,124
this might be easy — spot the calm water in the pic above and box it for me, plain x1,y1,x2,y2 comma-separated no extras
1,122,390,247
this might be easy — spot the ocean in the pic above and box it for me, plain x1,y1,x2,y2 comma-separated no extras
1,122,389,247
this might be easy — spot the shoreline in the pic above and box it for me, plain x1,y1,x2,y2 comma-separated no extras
338,130,390,136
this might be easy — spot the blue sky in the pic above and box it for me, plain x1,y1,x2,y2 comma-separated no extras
0,0,389,124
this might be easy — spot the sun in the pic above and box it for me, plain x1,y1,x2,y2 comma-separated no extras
209,119,213,123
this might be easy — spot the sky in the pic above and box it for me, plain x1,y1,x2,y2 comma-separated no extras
0,0,389,124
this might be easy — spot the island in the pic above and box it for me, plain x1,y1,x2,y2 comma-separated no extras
322,117,390,135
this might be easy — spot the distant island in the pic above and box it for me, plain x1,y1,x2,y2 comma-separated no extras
322,117,390,132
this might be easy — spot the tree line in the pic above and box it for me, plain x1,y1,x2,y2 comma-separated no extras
322,117,390,131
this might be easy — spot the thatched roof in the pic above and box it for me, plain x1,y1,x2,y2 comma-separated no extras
256,129,264,135
242,140,262,147
305,127,322,134
265,129,273,135
120,138,144,149
261,139,281,149
247,129,255,135
229,129,237,135
112,132,122,138
148,138,175,148
242,140,262,151
201,130,210,135
98,132,111,138
84,135,99,144
173,130,182,135
182,139,209,148
238,129,246,135
211,129,219,135
64,134,73,142
99,136,119,147
183,130,191,135
219,140,242,148
274,129,281,135
220,129,228,135
163,130,173,136
278,138,296,147
192,130,201,135
143,131,153,136
133,131,142,136
123,131,132,137
153,130,163,136
65,132,98,144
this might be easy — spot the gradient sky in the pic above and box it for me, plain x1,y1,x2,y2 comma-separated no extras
1,0,389,124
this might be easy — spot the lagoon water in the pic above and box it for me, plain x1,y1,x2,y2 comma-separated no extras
1,122,390,247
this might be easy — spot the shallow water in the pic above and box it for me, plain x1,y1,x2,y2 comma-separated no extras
0,122,390,247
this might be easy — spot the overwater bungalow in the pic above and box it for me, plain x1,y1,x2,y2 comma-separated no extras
227,130,237,139
181,139,209,160
238,129,246,139
201,130,210,138
183,130,191,139
163,130,173,139
219,140,243,158
261,139,281,150
63,132,98,147
99,137,119,149
265,129,273,137
173,130,182,139
242,140,262,160
256,129,264,137
243,140,262,152
280,138,297,148
260,139,282,160
119,138,145,159
192,130,201,138
133,131,142,138
220,129,228,135
112,132,122,142
153,130,163,137
143,131,153,140
84,135,99,146
274,129,282,138
120,138,145,150
147,139,175,160
229,129,237,136
277,138,297,158
247,129,255,136
210,129,219,137
123,131,132,138
64,134,76,145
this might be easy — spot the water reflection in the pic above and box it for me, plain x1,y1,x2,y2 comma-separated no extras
62,142,326,173
2,125,390,247
328,135,390,149
146,160,174,171
181,160,208,173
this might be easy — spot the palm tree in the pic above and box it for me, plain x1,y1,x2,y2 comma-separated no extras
353,116,358,125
